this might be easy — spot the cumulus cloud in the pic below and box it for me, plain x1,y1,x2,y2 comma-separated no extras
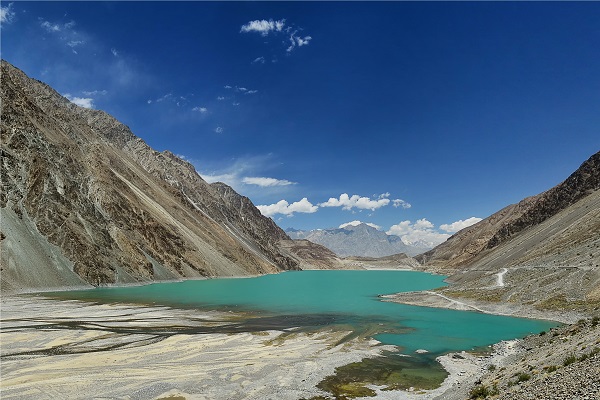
242,177,297,187
319,193,390,211
387,219,450,247
339,221,381,230
257,198,318,217
439,217,482,233
215,126,224,134
111,48,119,57
217,96,225,101
192,106,208,113
63,94,94,109
1,3,15,25
240,19,286,36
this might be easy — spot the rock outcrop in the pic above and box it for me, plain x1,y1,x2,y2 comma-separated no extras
0,60,298,292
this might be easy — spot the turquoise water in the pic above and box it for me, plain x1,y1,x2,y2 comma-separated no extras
47,270,557,355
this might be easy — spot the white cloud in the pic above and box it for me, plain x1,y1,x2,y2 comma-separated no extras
252,56,266,64
339,221,381,230
224,85,232,89
215,126,223,134
232,102,240,106
193,106,208,113
439,217,483,233
393,199,412,209
238,87,248,92
217,96,225,101
242,177,297,187
63,93,94,109
245,90,258,95
286,30,313,52
257,198,317,217
155,93,172,102
82,90,107,96
111,48,118,57
240,19,286,36
1,3,15,25
319,193,390,211
67,40,84,48
41,20,61,32
386,219,450,247
39,18,87,54
197,155,298,196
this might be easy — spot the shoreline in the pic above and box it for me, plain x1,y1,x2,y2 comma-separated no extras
382,290,583,324
0,294,527,400
1,270,577,399
0,295,394,400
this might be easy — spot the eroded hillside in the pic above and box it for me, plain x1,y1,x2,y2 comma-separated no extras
0,60,298,292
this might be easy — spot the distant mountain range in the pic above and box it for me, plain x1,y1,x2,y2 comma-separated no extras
286,222,431,257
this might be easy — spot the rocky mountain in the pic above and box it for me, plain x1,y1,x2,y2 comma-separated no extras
414,150,600,313
278,239,351,270
417,150,600,270
286,223,430,257
0,60,299,292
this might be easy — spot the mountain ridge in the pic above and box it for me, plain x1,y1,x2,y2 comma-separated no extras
286,223,430,258
0,60,298,292
416,150,600,269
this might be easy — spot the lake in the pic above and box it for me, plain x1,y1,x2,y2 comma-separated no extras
46,270,556,355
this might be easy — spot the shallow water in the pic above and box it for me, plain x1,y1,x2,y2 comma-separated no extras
46,270,556,355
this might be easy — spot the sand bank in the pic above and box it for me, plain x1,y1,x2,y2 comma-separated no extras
1,296,392,400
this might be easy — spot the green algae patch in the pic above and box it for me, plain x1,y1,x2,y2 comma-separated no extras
315,352,448,399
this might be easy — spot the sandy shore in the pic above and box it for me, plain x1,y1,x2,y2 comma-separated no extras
1,295,396,400
1,293,549,400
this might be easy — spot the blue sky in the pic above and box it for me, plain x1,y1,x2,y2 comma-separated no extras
2,1,599,246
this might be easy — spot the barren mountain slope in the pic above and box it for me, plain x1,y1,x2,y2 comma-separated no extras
0,60,298,292
278,239,351,270
417,150,600,270
407,151,600,315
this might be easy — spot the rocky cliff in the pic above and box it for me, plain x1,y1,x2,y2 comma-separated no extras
0,60,298,292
